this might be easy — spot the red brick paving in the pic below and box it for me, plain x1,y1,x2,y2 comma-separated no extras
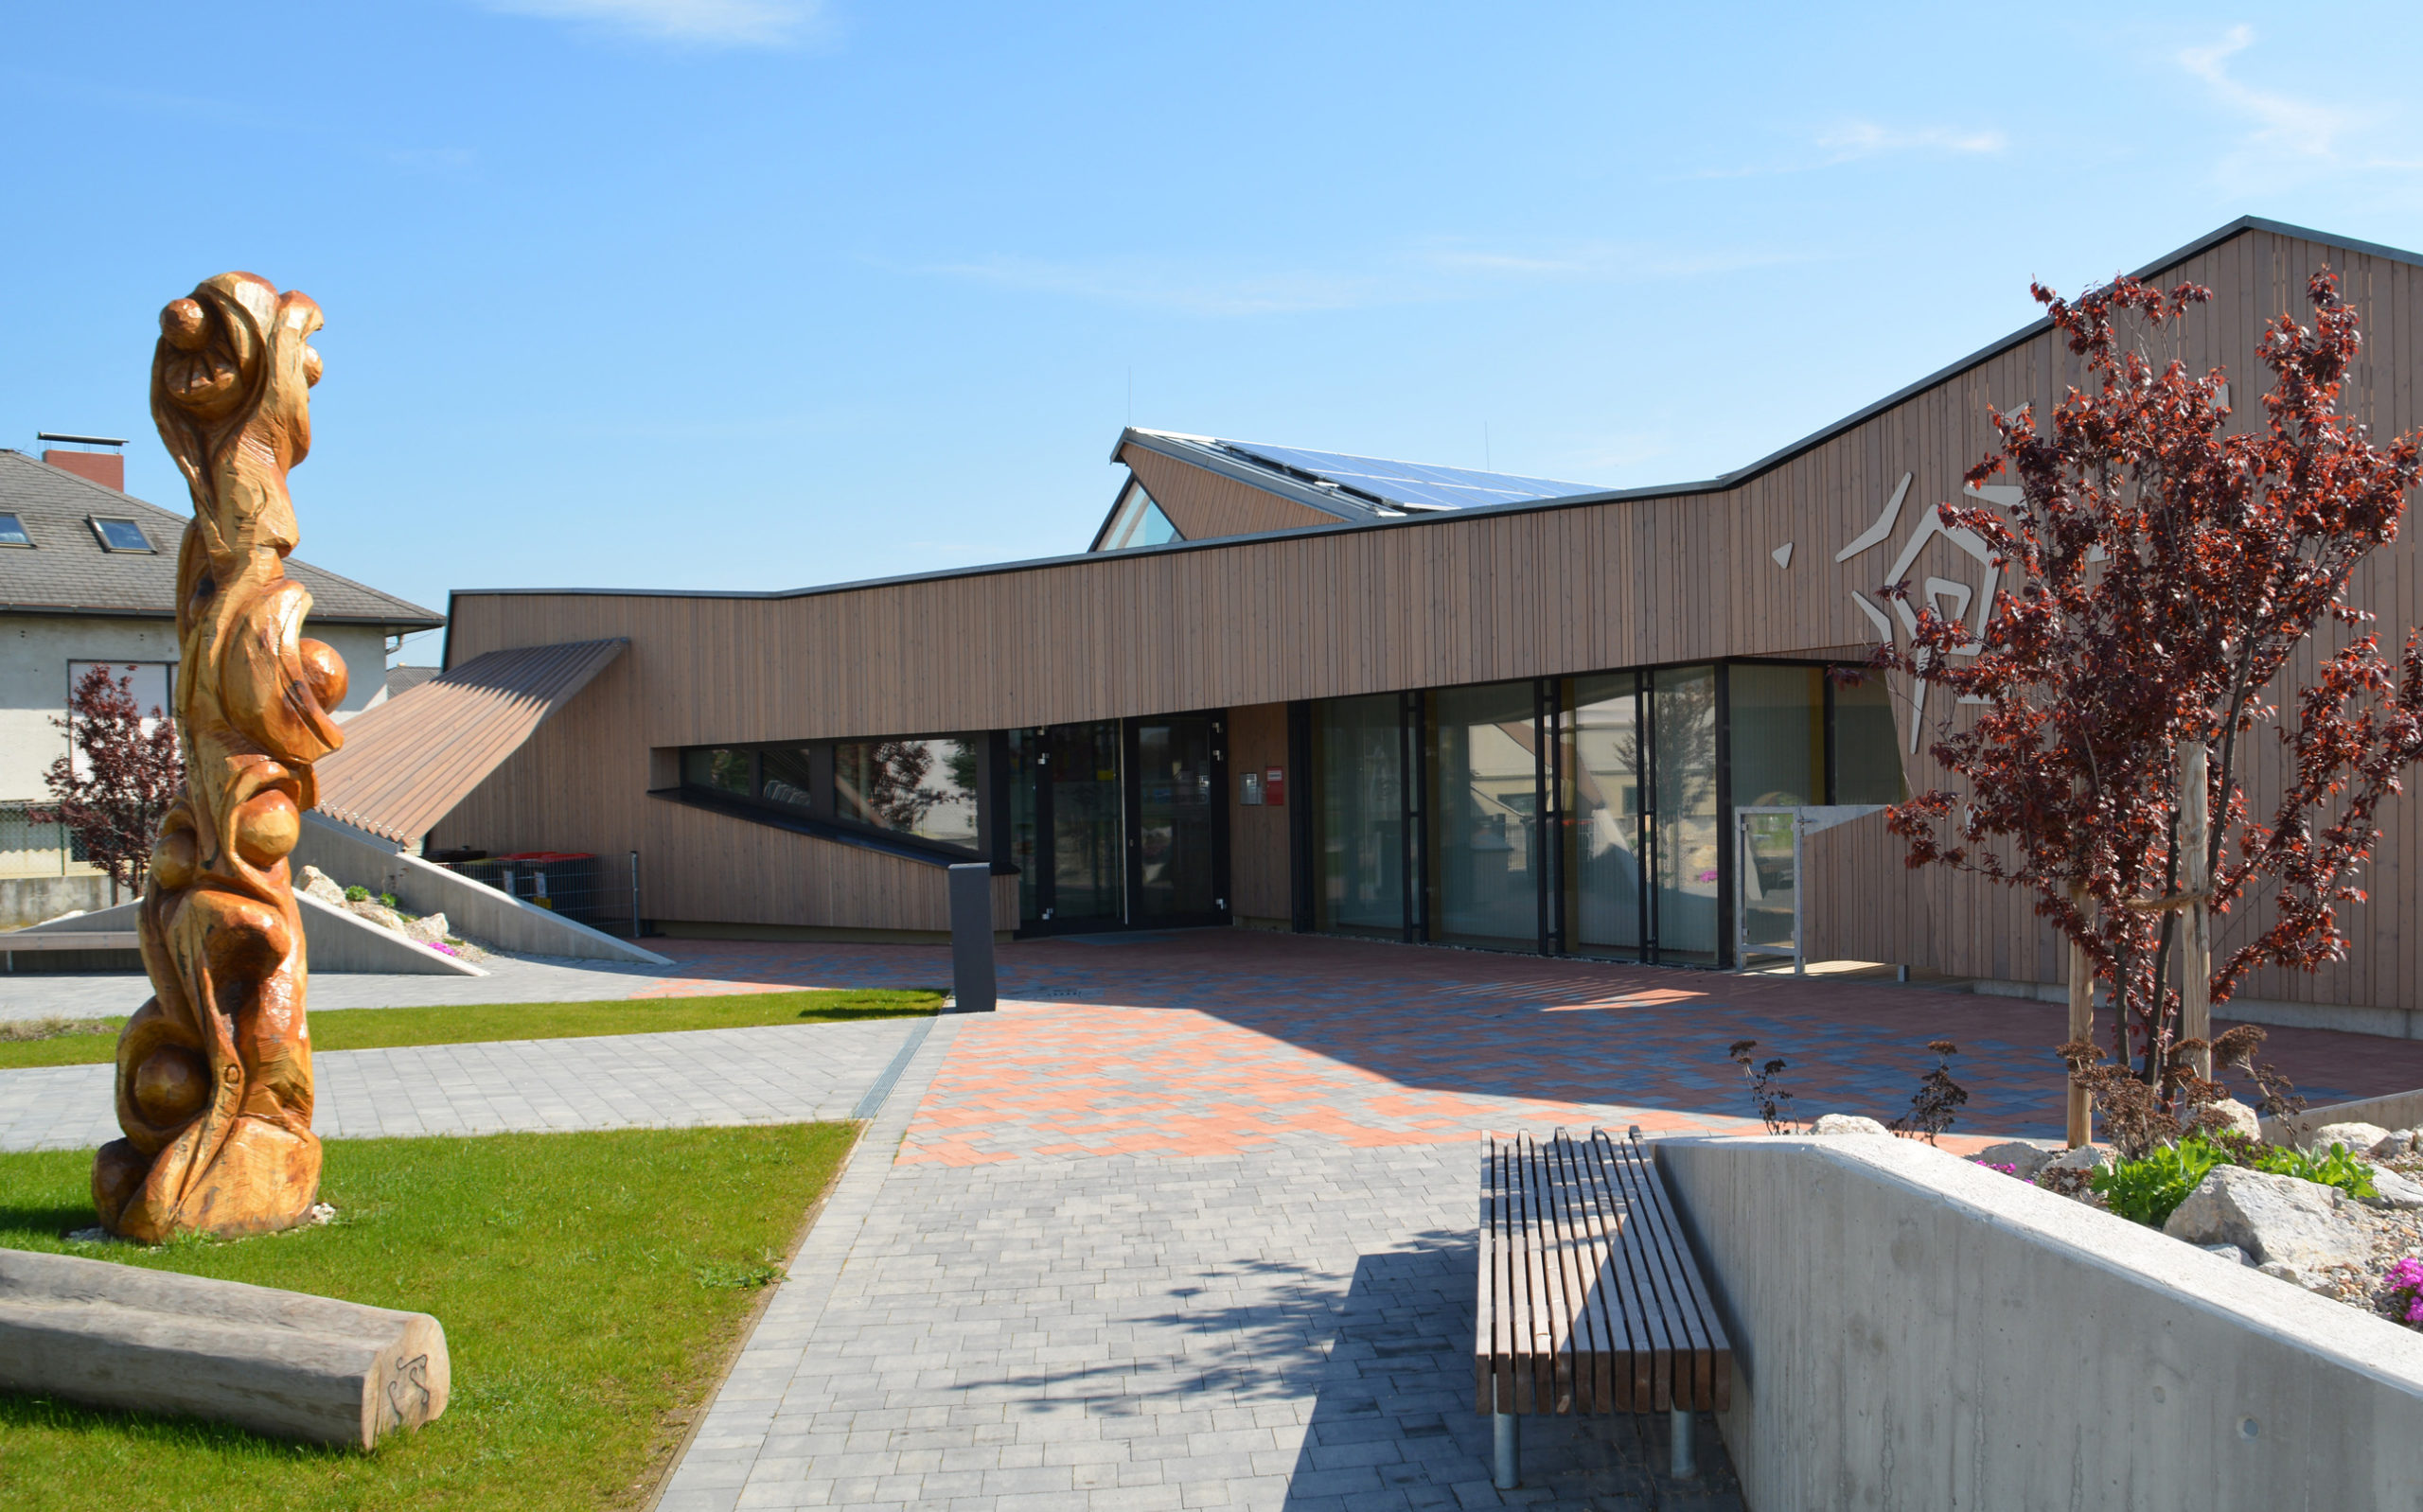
627,930,2423,1158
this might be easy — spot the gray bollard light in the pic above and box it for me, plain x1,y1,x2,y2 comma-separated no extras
947,863,997,1012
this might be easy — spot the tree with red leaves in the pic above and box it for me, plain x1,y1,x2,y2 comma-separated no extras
41,664,184,900
1875,270,2423,1091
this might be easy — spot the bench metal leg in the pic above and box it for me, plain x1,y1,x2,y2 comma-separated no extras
1493,1412,1519,1489
1670,1407,1696,1479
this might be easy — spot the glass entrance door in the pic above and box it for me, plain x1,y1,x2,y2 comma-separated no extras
1045,721,1123,929
1013,714,1229,935
1129,714,1227,925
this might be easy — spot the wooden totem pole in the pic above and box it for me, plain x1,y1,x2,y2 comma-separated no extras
92,273,349,1241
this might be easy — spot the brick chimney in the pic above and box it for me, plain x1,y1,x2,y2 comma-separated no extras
37,433,127,492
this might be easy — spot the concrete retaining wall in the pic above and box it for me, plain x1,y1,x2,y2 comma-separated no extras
13,894,484,976
294,815,667,965
0,874,109,929
1654,1134,2423,1510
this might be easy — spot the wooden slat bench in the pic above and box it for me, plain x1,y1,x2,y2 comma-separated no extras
1477,1126,1733,1489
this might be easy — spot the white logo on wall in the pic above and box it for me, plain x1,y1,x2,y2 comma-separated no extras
1780,472,2019,752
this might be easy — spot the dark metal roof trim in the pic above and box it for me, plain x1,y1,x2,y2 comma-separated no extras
450,218,2404,608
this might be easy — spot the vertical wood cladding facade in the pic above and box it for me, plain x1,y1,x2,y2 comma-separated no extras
435,220,2423,1011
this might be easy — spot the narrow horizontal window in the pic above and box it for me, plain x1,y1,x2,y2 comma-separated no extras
681,747,752,795
834,737,981,847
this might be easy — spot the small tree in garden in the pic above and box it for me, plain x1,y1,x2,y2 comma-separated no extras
1876,270,2423,1094
41,664,183,899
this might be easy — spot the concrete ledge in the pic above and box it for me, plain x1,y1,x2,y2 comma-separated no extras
1654,1133,2423,1510
0,1248,449,1449
9,895,486,976
2262,1087,2423,1144
1970,976,2423,1040
296,815,669,966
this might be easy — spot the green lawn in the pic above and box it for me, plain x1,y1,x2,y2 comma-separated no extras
0,1122,858,1511
0,987,942,1069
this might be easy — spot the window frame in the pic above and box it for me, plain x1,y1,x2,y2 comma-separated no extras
87,517,156,554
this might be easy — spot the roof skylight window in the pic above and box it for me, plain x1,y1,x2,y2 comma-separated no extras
90,518,154,553
0,514,28,547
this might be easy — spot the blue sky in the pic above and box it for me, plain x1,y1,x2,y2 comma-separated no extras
7,3,2422,666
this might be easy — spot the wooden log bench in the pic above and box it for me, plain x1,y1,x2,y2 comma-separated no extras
0,1248,450,1450
1477,1126,1733,1489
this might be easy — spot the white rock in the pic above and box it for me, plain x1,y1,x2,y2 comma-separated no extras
2371,1129,2422,1159
2307,1121,2393,1154
1972,1140,2055,1180
2201,1098,2261,1141
297,866,349,908
2163,1166,2371,1272
401,912,451,946
1809,1114,1891,1136
2200,1242,2254,1267
345,899,406,933
2043,1144,2110,1174
2364,1166,2423,1212
2255,1259,2343,1296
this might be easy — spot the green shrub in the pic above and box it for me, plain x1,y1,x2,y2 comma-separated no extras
2253,1139,2378,1200
2093,1136,2233,1226
2093,1132,2379,1227
343,885,368,902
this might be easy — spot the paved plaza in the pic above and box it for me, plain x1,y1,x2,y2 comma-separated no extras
10,931,2423,1506
0,1017,923,1152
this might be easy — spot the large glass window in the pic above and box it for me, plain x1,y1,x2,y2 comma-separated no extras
1315,694,1407,936
1429,681,1540,949
1565,673,1644,957
835,737,982,846
1652,665,1720,962
1728,664,1824,808
1831,672,1906,804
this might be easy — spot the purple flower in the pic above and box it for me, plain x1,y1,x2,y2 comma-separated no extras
2382,1256,2423,1326
1970,1159,2021,1177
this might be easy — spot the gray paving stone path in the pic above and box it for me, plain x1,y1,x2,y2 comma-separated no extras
657,1031,1742,1511
0,1017,918,1152
0,951,698,1022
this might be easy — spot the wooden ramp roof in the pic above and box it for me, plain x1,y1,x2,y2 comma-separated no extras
312,639,627,845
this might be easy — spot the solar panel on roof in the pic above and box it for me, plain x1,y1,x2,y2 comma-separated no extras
1217,441,1601,512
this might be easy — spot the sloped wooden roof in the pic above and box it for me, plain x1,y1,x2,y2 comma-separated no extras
311,639,626,844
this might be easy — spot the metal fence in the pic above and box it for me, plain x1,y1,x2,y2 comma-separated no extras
440,851,643,938
0,800,93,877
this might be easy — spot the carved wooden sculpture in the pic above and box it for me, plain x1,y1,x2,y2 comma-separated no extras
93,273,348,1241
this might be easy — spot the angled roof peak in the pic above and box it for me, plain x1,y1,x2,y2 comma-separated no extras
1117,427,1605,519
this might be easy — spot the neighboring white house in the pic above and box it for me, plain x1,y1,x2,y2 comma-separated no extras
0,445,444,877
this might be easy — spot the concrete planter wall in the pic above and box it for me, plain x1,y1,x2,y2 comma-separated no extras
1654,1134,2423,1511
294,815,668,967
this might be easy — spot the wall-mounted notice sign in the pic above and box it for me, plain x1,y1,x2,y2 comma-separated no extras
1265,765,1285,805
1240,771,1265,805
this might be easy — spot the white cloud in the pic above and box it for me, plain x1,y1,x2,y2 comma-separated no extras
1814,121,2008,160
480,0,821,47
2178,24,2350,159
